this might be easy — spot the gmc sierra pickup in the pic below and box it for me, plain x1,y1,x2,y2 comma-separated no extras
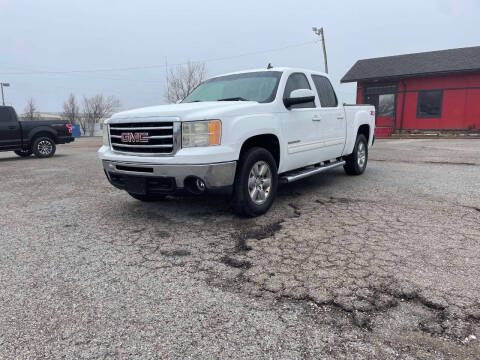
99,67,375,216
0,106,74,158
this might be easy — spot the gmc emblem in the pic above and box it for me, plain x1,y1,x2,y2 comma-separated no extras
120,132,149,143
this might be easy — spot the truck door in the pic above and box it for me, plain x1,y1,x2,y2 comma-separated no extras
0,107,22,150
311,75,346,160
282,72,324,171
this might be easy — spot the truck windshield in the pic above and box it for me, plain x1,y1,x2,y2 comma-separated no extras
182,71,282,104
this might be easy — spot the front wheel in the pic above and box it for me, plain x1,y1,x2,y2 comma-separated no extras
14,149,33,157
231,147,278,217
344,134,368,175
33,137,56,158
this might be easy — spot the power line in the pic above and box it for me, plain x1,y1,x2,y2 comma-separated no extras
0,39,319,76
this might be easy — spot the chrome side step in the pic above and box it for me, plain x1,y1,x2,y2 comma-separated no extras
279,160,346,183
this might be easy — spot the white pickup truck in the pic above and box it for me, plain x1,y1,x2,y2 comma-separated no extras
99,67,375,216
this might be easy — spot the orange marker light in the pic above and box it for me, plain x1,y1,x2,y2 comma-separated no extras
208,120,221,145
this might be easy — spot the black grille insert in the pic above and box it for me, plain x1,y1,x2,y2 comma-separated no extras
116,165,154,173
108,173,176,194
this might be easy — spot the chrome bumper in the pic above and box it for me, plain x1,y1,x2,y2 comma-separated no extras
102,160,237,188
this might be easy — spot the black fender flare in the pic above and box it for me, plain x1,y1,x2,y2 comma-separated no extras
27,126,58,144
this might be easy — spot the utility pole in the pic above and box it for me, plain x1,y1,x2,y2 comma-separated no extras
1,83,10,106
312,27,328,74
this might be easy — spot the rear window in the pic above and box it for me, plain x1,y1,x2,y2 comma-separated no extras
0,107,12,122
312,75,338,107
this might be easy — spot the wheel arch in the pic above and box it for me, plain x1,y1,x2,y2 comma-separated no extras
239,133,281,170
343,108,374,156
357,124,370,144
28,127,57,145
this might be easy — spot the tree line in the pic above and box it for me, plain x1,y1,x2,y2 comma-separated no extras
22,94,120,136
21,61,207,135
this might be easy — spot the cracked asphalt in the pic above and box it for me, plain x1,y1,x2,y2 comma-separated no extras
1,137,479,359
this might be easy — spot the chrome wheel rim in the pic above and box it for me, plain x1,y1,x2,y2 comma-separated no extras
248,161,272,205
357,141,366,168
38,140,53,156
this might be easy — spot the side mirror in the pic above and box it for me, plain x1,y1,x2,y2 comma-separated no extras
284,89,315,108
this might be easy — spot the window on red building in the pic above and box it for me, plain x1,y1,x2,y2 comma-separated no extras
417,90,443,118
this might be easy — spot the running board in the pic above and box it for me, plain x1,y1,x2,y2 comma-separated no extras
280,161,346,183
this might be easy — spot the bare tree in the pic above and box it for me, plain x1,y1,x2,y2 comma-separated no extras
24,97,38,121
81,94,120,136
62,94,80,125
164,61,206,103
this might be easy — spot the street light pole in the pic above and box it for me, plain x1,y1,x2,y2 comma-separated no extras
1,83,10,106
312,27,328,74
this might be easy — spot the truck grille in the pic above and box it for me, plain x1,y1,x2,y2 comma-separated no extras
109,122,175,154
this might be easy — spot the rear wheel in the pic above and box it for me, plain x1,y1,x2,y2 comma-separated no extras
344,134,368,175
14,149,33,157
232,147,278,217
33,136,56,158
128,193,166,202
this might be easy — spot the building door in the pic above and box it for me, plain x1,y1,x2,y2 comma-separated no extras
364,84,397,137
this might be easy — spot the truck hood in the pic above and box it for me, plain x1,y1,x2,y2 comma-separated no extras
108,101,273,123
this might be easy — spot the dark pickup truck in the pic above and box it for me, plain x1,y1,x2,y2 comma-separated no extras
0,106,74,158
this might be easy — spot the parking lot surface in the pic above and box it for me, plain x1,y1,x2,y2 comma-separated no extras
1,138,479,359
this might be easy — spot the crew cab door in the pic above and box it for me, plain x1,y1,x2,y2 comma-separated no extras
282,72,325,171
311,74,346,159
0,107,21,150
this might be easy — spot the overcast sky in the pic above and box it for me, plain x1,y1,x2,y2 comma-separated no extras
1,0,479,113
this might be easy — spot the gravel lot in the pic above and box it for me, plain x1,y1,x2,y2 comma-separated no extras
1,137,479,359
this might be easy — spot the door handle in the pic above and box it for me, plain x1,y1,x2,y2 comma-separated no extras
337,116,344,120
8,126,17,130
312,116,322,122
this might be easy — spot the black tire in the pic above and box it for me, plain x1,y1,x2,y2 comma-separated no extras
14,149,33,157
231,147,278,217
344,134,368,175
32,136,56,158
128,193,166,202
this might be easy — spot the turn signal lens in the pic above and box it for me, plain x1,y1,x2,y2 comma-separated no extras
208,120,221,146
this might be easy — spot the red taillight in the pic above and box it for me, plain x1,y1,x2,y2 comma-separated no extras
370,111,375,116
66,124,72,133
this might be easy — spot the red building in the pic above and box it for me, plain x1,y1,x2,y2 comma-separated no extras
342,46,480,137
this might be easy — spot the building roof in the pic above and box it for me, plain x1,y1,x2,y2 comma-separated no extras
341,46,480,83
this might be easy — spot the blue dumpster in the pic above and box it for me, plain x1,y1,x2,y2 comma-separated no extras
72,125,81,138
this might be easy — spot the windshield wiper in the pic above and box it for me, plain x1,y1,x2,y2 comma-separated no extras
217,97,248,101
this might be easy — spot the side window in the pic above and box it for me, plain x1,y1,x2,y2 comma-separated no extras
284,73,315,109
0,108,12,122
312,75,338,107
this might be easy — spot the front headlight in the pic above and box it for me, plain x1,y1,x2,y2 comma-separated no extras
182,120,221,148
103,124,109,146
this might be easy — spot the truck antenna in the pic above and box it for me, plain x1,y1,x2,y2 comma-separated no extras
267,63,273,69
